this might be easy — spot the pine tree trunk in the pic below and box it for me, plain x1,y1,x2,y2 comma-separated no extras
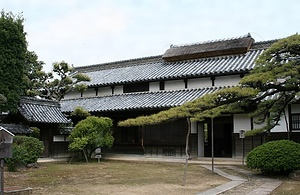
183,117,191,186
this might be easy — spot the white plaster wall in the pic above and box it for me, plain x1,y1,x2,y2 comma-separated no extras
149,82,160,92
98,87,112,96
53,135,65,142
64,90,81,99
114,85,123,94
233,114,251,133
165,80,185,91
188,78,212,89
198,123,205,157
83,88,95,97
191,121,197,134
271,107,289,132
214,75,241,87
252,115,266,130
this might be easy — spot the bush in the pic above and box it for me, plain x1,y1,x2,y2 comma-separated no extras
246,140,300,175
5,136,44,171
69,116,114,161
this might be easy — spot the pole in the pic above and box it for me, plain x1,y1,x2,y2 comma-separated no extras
242,138,244,166
1,158,4,195
211,117,214,173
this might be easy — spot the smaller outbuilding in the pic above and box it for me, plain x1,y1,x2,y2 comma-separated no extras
3,97,71,157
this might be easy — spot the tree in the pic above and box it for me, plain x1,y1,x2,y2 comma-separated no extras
0,11,27,113
68,116,114,162
119,34,300,136
28,61,91,101
23,51,50,97
70,106,91,125
118,34,300,183
240,34,300,136
119,86,258,185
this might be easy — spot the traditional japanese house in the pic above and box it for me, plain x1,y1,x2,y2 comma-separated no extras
61,34,300,158
4,97,70,157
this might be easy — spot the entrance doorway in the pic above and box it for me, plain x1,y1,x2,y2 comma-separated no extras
204,116,233,157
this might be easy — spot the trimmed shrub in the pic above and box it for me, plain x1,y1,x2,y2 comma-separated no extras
5,136,44,171
246,140,300,175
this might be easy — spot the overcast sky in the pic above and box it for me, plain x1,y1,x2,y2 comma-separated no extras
1,0,299,71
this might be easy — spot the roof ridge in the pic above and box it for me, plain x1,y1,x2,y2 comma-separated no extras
20,96,60,107
171,33,252,48
74,55,162,73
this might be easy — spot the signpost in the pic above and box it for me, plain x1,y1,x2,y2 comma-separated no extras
0,127,14,195
239,130,245,166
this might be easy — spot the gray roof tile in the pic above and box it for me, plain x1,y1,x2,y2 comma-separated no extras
19,97,70,124
60,87,223,113
83,49,264,87
0,124,33,134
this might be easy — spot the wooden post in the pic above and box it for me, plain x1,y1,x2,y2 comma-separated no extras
1,158,4,195
211,117,214,173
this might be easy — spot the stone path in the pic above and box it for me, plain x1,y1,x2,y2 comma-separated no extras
198,165,282,195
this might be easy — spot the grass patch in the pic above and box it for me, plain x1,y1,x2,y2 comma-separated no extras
4,160,228,195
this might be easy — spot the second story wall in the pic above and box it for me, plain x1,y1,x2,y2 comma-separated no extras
214,75,241,87
188,77,212,89
64,74,244,99
165,80,185,91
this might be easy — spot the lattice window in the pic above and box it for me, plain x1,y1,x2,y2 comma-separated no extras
291,114,300,130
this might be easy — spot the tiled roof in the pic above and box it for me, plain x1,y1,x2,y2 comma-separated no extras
0,124,33,134
19,97,70,124
60,87,223,113
82,49,264,87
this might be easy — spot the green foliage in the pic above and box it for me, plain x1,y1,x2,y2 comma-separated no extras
119,34,300,137
68,116,114,159
246,140,300,175
241,34,300,135
70,106,91,118
0,11,27,112
119,86,258,127
30,127,40,139
23,51,49,97
5,136,44,172
70,106,91,125
32,61,91,101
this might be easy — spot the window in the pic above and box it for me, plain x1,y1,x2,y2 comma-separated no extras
291,114,300,130
184,79,188,89
123,82,149,93
53,135,70,142
159,81,165,90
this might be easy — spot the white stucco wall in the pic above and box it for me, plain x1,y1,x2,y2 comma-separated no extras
114,85,123,94
98,86,112,96
83,88,95,97
149,82,160,92
188,78,212,89
165,80,185,90
191,121,197,134
233,114,251,133
64,90,81,99
198,123,205,157
271,107,289,132
214,75,241,87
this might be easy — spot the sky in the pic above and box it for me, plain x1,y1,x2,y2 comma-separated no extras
1,0,300,71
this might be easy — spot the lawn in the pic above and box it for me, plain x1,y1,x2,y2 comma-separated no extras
4,160,228,195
